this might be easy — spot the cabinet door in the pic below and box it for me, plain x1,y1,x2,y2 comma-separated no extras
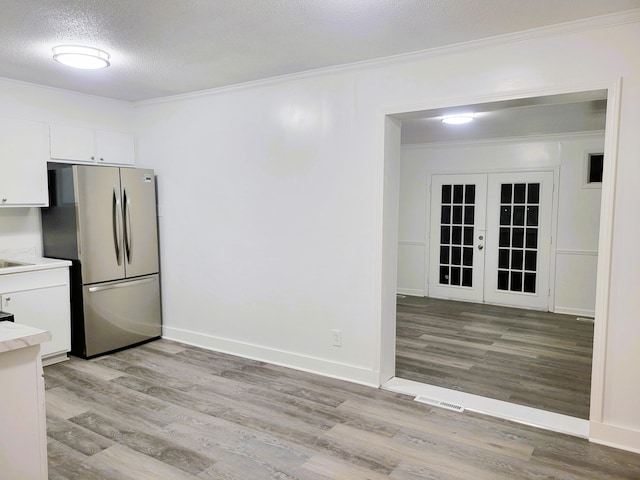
0,345,48,479
96,130,135,166
0,118,48,206
49,124,95,163
2,286,71,358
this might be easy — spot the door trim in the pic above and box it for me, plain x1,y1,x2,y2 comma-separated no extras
379,80,622,445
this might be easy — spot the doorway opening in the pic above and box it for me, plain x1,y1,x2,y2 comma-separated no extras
380,87,616,436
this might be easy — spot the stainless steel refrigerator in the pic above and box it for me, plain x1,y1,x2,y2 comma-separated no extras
42,163,162,358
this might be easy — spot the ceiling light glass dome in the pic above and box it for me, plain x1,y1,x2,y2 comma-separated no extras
52,45,110,69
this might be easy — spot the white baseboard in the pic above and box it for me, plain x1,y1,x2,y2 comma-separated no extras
397,288,424,297
42,352,69,367
162,325,380,388
553,306,596,317
590,421,640,454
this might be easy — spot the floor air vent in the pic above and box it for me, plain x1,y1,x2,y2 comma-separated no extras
414,396,465,413
576,317,594,323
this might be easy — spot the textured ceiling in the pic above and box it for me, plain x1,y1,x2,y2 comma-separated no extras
0,0,638,102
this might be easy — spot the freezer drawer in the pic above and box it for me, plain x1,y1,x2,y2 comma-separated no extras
80,274,161,357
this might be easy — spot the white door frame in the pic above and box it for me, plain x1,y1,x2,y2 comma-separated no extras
377,79,622,434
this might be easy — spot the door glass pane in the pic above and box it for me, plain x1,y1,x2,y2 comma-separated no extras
452,206,463,224
524,250,537,271
438,183,475,287
462,268,472,287
501,184,512,203
527,206,539,226
513,206,525,226
441,205,451,223
451,247,461,266
525,228,538,248
441,226,450,244
499,228,510,247
440,266,449,284
527,184,539,203
452,226,462,245
524,273,536,293
453,185,464,203
511,271,523,291
512,228,524,248
440,246,449,264
497,270,509,290
498,249,509,269
496,182,540,294
511,249,523,270
450,267,461,285
442,184,452,203
463,247,473,266
463,227,474,245
465,185,475,204
464,205,474,224
500,206,511,225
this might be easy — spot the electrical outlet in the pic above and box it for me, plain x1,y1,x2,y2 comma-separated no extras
331,329,342,347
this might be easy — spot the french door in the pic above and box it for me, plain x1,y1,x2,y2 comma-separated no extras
428,171,554,310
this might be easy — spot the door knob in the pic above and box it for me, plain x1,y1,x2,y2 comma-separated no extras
478,245,484,250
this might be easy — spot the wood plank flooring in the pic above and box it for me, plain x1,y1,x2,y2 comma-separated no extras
43,339,640,479
395,296,593,419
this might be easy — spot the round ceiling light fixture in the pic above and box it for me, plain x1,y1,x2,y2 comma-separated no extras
441,113,474,125
52,45,110,69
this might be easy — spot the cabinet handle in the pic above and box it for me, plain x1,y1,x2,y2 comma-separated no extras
1,198,7,203
91,156,95,160
5,296,10,302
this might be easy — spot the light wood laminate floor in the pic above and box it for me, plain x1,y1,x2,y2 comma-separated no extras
396,296,593,419
44,339,640,479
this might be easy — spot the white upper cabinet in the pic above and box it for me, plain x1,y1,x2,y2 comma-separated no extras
49,124,135,166
49,124,94,163
95,129,135,166
0,117,48,207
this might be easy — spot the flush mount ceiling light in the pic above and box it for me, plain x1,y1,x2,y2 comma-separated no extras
52,45,110,69
442,113,474,125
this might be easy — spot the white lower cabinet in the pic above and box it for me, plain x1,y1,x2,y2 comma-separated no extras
0,340,48,479
0,267,71,364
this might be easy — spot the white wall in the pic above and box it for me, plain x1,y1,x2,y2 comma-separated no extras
0,79,135,256
398,134,604,316
135,74,382,383
555,136,604,316
135,15,640,451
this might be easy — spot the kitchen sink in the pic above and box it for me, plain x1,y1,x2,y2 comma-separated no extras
0,259,33,268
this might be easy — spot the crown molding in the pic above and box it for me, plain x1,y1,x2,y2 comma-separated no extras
135,9,640,107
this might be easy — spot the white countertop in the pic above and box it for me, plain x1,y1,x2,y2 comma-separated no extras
0,322,51,353
0,256,71,275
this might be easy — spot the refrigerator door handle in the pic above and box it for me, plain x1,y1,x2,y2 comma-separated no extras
124,187,132,264
88,277,155,293
112,187,123,265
